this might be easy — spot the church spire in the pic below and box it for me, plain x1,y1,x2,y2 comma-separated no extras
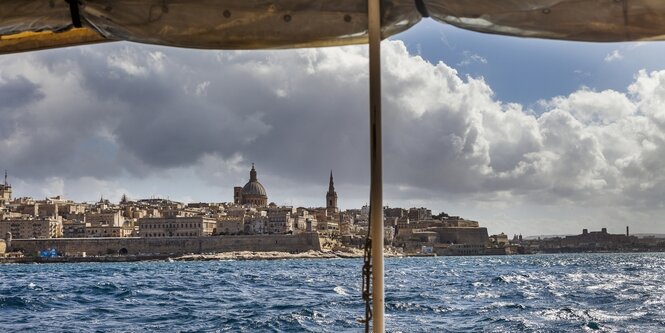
326,169,338,214
250,163,257,182
3,170,7,186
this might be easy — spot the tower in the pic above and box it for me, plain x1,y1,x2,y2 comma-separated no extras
0,170,12,206
326,170,338,215
233,187,243,204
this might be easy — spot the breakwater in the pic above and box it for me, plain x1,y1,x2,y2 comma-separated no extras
9,233,321,256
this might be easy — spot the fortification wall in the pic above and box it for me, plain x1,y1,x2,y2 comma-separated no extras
429,227,489,245
10,233,321,256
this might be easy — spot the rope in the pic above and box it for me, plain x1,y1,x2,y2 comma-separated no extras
360,213,373,332
415,0,430,18
65,0,82,28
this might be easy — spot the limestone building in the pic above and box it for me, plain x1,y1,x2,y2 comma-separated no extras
233,164,268,207
138,216,216,237
63,221,86,238
0,217,63,239
85,225,133,238
267,206,295,234
244,215,268,234
407,207,432,221
326,171,338,215
85,211,124,227
216,216,245,235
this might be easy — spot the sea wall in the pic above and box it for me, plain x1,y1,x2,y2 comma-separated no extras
9,233,321,256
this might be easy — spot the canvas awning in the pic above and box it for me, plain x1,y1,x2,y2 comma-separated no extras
2,0,665,55
3,2,665,332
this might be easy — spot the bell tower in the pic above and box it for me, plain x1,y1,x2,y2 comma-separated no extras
0,170,12,206
326,170,338,215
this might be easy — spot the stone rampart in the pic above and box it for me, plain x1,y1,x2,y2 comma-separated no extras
10,233,321,256
428,227,489,245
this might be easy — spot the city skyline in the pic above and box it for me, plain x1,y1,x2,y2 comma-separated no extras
3,21,665,236
0,167,645,238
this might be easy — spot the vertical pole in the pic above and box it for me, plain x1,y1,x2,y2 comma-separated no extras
368,0,384,331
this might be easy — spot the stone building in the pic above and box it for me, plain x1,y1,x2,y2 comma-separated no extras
293,209,317,232
63,220,86,238
244,215,269,234
442,218,479,228
138,216,216,237
489,233,510,246
86,211,124,227
339,213,352,236
233,164,268,207
267,206,295,234
536,227,638,252
9,196,85,220
216,216,245,235
395,215,490,254
427,226,489,247
85,225,133,238
53,201,87,219
384,207,406,219
0,217,63,239
407,207,432,221
36,196,71,218
317,219,339,233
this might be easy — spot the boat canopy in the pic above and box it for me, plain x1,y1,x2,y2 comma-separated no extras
2,0,665,55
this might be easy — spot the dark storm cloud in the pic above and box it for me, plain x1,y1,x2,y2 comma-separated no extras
28,44,371,184
12,45,274,177
0,75,44,110
2,40,665,218
0,75,44,142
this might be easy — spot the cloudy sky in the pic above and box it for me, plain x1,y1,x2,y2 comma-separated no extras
3,19,665,236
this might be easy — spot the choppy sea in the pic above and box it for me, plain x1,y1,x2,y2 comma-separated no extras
1,253,665,332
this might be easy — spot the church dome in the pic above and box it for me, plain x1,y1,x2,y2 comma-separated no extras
241,163,267,200
242,181,267,197
233,164,268,207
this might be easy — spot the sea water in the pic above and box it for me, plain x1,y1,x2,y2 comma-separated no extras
2,253,665,332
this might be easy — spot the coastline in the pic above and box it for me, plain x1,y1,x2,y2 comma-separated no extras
174,250,361,261
0,248,406,264
5,249,663,264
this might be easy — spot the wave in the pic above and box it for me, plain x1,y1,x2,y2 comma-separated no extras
1,253,664,332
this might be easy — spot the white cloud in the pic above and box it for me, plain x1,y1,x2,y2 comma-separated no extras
194,81,210,96
605,49,624,62
457,51,488,66
3,41,665,234
107,49,148,76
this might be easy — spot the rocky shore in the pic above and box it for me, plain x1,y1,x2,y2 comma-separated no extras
0,248,407,264
173,248,405,261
